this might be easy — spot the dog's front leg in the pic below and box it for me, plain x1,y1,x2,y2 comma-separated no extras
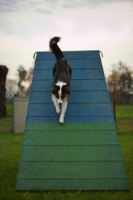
52,95,60,113
59,99,68,124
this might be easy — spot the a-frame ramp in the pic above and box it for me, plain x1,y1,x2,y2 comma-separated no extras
16,51,129,190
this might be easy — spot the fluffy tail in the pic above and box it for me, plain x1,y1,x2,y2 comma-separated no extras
49,36,64,60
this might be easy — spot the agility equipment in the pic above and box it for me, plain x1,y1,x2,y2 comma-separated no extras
16,51,129,190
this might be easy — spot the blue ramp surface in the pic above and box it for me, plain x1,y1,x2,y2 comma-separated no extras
16,51,129,190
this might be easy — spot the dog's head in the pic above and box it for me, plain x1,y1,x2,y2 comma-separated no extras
52,82,70,105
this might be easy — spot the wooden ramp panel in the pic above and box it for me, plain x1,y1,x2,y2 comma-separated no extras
16,51,129,190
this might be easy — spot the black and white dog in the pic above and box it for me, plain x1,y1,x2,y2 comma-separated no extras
49,37,72,124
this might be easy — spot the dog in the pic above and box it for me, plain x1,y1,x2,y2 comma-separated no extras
49,36,72,124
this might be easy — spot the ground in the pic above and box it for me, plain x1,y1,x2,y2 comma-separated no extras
0,104,133,200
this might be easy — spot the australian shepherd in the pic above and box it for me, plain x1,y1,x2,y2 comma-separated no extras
49,37,72,124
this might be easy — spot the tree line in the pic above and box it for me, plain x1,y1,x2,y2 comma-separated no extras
107,61,133,105
5,61,133,105
6,65,33,98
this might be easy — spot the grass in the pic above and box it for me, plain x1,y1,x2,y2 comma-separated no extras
0,104,133,199
116,105,133,120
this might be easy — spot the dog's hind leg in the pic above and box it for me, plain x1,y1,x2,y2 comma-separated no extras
59,99,68,124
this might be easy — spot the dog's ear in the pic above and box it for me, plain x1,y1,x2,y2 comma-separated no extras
52,84,59,94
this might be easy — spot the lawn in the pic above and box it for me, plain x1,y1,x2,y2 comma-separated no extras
0,104,133,200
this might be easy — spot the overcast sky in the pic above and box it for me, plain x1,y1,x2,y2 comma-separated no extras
0,0,133,79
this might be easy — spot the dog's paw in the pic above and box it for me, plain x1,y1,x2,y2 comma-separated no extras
59,117,64,124
56,107,60,113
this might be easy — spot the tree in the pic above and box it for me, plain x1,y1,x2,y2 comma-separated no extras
6,79,19,100
17,65,27,96
0,65,8,118
25,68,34,96
107,61,133,104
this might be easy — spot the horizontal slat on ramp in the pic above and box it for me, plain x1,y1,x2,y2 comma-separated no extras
33,68,105,80
20,145,122,161
30,91,110,103
35,51,101,60
23,130,118,145
17,161,126,179
27,103,113,116
31,80,107,91
35,58,102,69
16,178,128,191
26,116,115,123
25,122,117,131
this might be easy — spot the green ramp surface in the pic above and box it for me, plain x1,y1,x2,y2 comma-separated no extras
16,51,129,190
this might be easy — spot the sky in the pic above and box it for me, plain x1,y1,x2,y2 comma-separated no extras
0,0,133,80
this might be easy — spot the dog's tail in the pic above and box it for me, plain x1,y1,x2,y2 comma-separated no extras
49,36,64,60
